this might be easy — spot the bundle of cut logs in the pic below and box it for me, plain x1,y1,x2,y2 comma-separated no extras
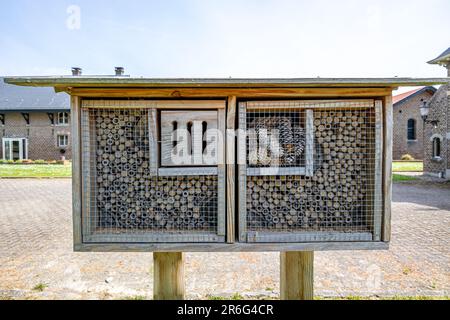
93,109,218,231
247,109,373,231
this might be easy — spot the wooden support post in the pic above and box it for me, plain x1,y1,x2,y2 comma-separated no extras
153,252,185,300
226,96,237,243
280,251,314,300
382,95,393,241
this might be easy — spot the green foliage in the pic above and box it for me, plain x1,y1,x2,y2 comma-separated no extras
402,267,412,275
392,161,423,172
34,159,46,164
32,283,48,292
207,293,244,300
393,174,417,182
231,293,244,300
207,295,226,300
0,164,72,178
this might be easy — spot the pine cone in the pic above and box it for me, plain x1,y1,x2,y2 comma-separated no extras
293,127,306,158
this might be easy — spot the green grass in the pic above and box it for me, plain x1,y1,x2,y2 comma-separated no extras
208,293,245,300
0,164,71,178
392,161,423,172
208,295,227,300
393,174,417,182
32,283,48,292
122,295,147,300
0,162,423,178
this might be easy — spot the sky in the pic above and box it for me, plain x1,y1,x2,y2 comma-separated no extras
0,0,449,90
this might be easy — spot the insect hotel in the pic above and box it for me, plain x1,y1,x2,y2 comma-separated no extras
5,73,447,300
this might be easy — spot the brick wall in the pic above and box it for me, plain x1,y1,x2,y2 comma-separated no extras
423,84,449,177
0,111,72,160
392,91,434,160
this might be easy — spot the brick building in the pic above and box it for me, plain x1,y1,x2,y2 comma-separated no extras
392,86,436,160
0,78,71,160
423,47,450,179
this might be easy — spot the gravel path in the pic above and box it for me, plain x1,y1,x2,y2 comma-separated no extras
0,179,448,299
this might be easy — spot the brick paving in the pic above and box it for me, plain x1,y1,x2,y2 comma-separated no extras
0,179,448,299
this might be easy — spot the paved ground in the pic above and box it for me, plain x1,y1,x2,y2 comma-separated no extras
0,179,448,300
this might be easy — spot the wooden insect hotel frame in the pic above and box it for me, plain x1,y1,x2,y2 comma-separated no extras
80,100,226,244
238,99,383,243
5,76,447,299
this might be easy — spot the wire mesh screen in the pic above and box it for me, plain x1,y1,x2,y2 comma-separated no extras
81,105,220,242
243,100,380,241
247,110,306,167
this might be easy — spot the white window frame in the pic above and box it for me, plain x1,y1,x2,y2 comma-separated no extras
2,138,28,160
57,134,69,148
57,112,69,126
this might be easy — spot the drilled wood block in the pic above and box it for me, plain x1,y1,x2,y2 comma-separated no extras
161,111,218,166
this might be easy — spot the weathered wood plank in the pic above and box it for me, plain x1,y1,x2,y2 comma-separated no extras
6,76,448,89
226,96,237,243
81,100,155,109
382,95,393,242
160,110,218,166
148,108,159,176
246,99,374,109
237,102,247,242
80,99,225,109
280,252,314,300
217,109,226,237
80,107,91,239
373,101,383,241
68,87,393,98
71,96,82,249
158,167,218,176
246,231,372,243
155,100,225,109
74,241,389,253
85,233,225,243
153,252,185,300
247,167,306,176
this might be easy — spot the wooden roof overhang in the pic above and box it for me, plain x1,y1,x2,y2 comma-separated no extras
4,77,449,100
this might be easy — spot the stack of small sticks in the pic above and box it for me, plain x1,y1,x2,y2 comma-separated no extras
92,109,218,232
246,109,373,232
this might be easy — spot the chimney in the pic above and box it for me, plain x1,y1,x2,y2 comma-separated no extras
115,67,125,76
72,67,82,76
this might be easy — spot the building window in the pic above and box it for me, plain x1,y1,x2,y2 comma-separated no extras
407,119,416,140
2,138,28,160
57,135,69,148
432,137,441,158
57,112,69,125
